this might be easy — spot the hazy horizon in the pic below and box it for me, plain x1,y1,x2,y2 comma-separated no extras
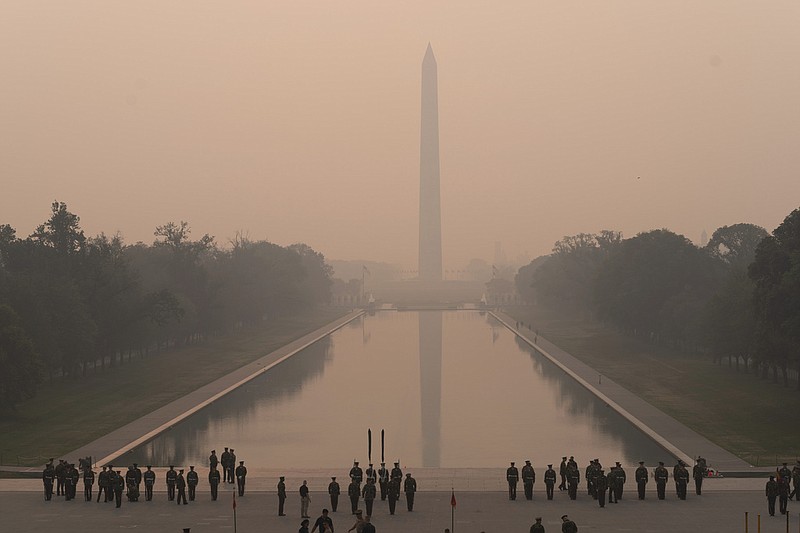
3,1,799,269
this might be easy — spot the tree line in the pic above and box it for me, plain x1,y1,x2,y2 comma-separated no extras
0,202,333,409
516,207,800,390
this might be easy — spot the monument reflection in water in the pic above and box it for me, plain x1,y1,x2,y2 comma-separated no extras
121,311,672,468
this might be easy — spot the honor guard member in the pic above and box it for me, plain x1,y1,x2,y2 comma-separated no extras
365,463,377,484
55,460,66,496
766,475,778,516
67,463,79,500
596,469,608,507
349,461,363,486
300,480,311,518
506,461,519,500
674,461,689,500
106,467,118,503
530,517,545,533
166,465,178,501
187,466,199,501
348,478,361,515
613,461,625,500
586,460,598,499
390,462,403,486
522,460,535,500
779,462,792,482
558,457,568,491
278,476,287,516
404,473,417,511
114,470,125,508
235,461,247,496
83,466,95,501
176,469,188,505
791,461,800,501
125,466,137,501
133,463,142,491
209,450,218,471
362,478,376,516
693,457,706,495
566,461,580,500
96,466,108,502
42,462,55,501
387,478,400,515
209,466,221,501
654,461,668,500
607,467,618,503
377,462,389,500
143,465,156,501
220,448,232,483
228,449,237,484
635,461,648,499
561,514,578,533
544,464,557,500
778,474,790,515
328,476,340,512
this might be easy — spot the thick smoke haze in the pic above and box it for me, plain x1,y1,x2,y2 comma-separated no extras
2,1,799,270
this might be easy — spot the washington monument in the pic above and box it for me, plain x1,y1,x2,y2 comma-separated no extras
418,43,443,282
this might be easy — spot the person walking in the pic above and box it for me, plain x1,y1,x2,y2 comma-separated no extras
176,469,188,505
328,476,340,512
348,479,360,515
403,473,417,511
558,457,568,491
300,480,311,518
387,478,400,515
766,475,778,516
362,478,376,516
235,461,247,497
96,466,108,503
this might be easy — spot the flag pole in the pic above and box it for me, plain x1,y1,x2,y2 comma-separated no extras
233,491,238,533
450,488,456,533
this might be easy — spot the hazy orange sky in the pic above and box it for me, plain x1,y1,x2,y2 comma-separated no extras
2,1,799,270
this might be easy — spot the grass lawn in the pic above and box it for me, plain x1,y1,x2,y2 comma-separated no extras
506,305,800,466
0,307,347,466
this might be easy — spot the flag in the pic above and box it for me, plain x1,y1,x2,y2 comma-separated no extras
450,489,457,507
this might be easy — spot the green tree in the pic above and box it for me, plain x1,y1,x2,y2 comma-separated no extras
0,305,43,409
705,223,768,272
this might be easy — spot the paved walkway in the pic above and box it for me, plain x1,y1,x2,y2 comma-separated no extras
8,310,362,473
492,311,752,472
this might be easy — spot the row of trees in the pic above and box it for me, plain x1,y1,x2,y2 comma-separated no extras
516,208,800,389
0,202,333,409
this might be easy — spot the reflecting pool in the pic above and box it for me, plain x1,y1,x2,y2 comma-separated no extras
121,311,673,468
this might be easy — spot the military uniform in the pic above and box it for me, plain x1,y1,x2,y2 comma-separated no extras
133,463,142,491
83,468,95,501
558,457,568,491
348,480,360,514
778,476,790,514
42,464,55,501
209,467,221,501
209,450,218,471
377,463,389,500
55,460,65,496
67,464,79,501
278,476,287,516
362,479,376,516
530,518,545,533
176,470,188,505
235,462,247,497
566,462,580,500
387,478,400,515
521,461,535,500
635,461,648,500
114,471,125,508
166,466,177,501
766,476,778,516
404,473,417,511
97,466,108,502
365,464,377,484
125,467,138,501
221,448,232,483
349,462,364,486
228,450,237,485
561,515,578,533
106,469,118,504
654,462,668,500
506,462,519,500
693,457,707,495
390,462,403,487
613,462,625,500
143,466,156,501
187,466,199,500
674,462,689,500
791,461,800,500
328,477,340,512
544,464,556,500
596,470,607,507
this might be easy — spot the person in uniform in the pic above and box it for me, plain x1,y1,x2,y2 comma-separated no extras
228,449,237,485
143,465,156,501
766,475,778,516
347,510,364,533
390,462,403,486
300,479,311,518
176,469,188,505
362,478,376,516
365,463,377,484
607,466,618,504
586,460,599,499
596,469,608,507
674,461,689,500
791,460,800,500
530,517,545,533
558,457,568,491
779,462,792,482
55,460,66,497
522,460,535,500
544,464,556,500
566,461,580,500
278,476,287,516
83,465,95,501
349,461,363,486
328,476,340,512
560,514,577,533
613,461,625,500
209,466,221,501
693,457,706,495
654,461,668,500
221,448,231,483
361,515,375,533
387,478,400,515
106,467,118,503
377,462,389,500
96,465,108,503
166,465,177,501
133,463,142,492
404,472,417,511
68,463,80,501
187,466,199,501
635,461,648,500
778,474,790,515
235,461,247,497
113,470,125,508
209,450,218,471
311,509,334,533
42,462,55,501
506,461,519,500
348,479,360,515
125,466,137,501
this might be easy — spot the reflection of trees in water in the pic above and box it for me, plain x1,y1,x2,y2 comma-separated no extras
120,336,333,466
511,333,671,463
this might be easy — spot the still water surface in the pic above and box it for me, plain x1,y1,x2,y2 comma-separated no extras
122,311,672,468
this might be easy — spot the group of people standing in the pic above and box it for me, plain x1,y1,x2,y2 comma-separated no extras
765,461,800,517
505,455,710,508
